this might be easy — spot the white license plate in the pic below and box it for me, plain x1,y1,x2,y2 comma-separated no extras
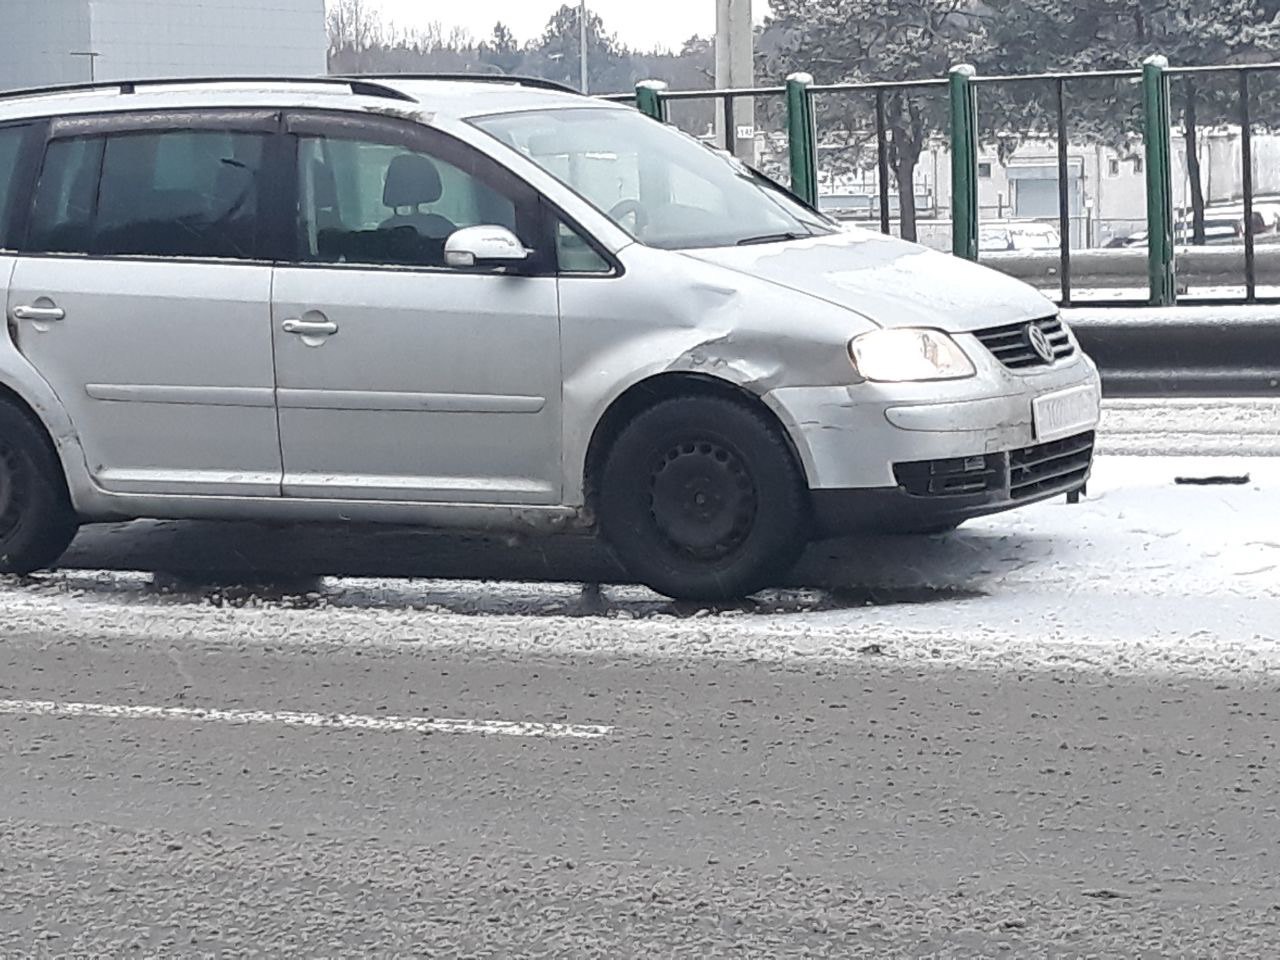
1032,384,1100,442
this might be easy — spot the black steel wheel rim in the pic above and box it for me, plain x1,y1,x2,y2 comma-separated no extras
648,438,757,560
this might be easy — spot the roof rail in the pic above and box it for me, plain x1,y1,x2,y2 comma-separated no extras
0,76,417,104
338,73,583,96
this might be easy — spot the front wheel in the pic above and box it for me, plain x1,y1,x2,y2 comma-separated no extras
597,395,808,601
0,404,79,574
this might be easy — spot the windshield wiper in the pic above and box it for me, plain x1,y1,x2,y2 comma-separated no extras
736,231,807,246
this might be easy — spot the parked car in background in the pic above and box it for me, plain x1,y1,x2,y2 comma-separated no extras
1183,213,1252,245
1108,206,1279,248
980,221,1061,252
1105,231,1144,248
818,194,872,219
0,75,1100,599
1249,202,1280,232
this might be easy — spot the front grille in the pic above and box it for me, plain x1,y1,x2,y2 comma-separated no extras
894,431,1095,502
974,315,1075,370
1010,431,1095,500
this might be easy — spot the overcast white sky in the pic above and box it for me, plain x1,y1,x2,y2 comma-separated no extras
366,1,770,52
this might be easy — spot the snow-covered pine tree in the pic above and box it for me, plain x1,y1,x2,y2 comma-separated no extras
762,0,991,241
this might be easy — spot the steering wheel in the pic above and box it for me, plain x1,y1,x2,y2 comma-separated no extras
607,198,648,234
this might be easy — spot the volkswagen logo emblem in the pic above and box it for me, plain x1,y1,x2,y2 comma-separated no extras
1026,324,1056,363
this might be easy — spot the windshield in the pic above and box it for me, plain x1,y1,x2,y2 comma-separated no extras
472,107,837,250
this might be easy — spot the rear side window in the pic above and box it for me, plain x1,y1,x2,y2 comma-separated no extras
28,138,105,254
0,124,35,250
28,129,271,260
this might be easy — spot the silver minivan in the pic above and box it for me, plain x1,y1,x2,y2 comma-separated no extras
0,75,1101,599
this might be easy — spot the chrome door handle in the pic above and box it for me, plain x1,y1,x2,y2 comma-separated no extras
282,319,338,337
12,305,66,322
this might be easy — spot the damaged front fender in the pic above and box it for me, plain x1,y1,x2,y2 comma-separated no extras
557,244,880,504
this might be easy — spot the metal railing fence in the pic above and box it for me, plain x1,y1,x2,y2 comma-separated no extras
618,58,1280,309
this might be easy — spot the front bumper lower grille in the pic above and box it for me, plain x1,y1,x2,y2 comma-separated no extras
894,431,1095,502
1009,431,1095,500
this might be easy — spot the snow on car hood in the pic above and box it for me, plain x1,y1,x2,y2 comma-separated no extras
679,228,1056,333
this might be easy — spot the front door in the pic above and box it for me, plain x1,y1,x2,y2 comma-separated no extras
271,112,562,504
6,115,281,497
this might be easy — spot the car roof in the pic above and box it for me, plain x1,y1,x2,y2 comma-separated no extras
384,77,616,118
0,74,623,125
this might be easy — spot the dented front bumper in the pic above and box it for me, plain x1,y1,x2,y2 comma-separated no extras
764,351,1102,532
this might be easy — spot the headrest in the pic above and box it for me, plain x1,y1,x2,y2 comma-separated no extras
383,153,443,208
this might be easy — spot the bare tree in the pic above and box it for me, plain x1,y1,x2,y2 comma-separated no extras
326,0,385,73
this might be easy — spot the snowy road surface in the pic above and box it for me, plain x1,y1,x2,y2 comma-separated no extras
1,412,1278,954
1100,397,1280,456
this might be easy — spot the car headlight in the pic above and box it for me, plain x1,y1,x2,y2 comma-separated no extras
848,328,976,382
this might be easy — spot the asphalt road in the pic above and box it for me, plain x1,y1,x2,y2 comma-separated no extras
2,629,1278,959
2,449,1278,957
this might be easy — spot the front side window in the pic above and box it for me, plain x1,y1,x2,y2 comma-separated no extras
28,128,269,259
295,131,531,269
556,221,611,274
473,107,837,251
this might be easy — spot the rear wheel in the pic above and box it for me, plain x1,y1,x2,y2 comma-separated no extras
597,395,808,600
0,404,78,574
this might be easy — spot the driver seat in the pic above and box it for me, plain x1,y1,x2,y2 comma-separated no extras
379,153,457,264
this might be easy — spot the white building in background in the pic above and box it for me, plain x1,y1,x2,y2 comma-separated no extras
0,0,327,91
808,128,1280,252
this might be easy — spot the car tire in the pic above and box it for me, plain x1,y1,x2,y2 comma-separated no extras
0,403,79,575
598,395,809,601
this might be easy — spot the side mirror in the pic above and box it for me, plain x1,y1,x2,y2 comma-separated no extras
444,225,530,270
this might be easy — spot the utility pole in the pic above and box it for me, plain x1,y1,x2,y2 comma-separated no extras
579,0,589,94
715,0,754,162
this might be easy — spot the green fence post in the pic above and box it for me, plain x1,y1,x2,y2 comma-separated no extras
949,64,979,261
785,72,819,207
1142,55,1176,306
635,80,668,122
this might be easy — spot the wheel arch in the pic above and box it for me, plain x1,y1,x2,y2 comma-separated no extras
581,372,811,523
0,376,84,506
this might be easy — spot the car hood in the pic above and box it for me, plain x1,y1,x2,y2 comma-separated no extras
679,228,1055,332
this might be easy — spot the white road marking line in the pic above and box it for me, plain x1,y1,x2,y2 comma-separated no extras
0,698,612,741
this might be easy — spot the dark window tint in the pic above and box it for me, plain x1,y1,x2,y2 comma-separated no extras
27,138,104,254
297,132,534,269
0,125,34,249
97,131,269,258
29,129,270,259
